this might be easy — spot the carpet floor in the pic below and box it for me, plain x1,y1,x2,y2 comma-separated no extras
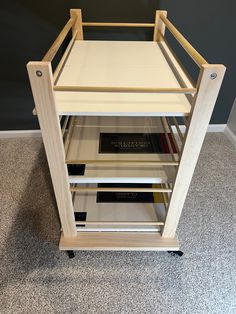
0,133,236,314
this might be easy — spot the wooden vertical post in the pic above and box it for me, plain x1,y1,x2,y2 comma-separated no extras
27,61,77,237
153,10,167,42
162,64,226,238
70,9,83,40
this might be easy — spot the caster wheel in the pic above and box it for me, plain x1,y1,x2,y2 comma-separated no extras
168,250,184,256
67,250,75,259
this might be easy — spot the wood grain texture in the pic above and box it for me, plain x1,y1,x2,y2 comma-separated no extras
82,22,155,27
70,9,83,40
59,232,179,251
158,37,195,106
159,14,207,67
61,115,69,137
27,61,76,237
153,10,167,42
53,31,78,83
55,41,192,116
42,18,74,62
74,221,164,226
172,117,184,141
160,117,178,162
70,187,172,193
164,117,180,154
54,85,196,94
159,35,196,89
162,64,226,238
66,160,179,166
64,116,75,155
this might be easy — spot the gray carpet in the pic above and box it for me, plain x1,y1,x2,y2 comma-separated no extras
0,133,236,314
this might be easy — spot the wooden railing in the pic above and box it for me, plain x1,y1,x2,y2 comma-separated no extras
39,12,207,95
159,14,208,67
54,85,197,94
42,18,75,62
82,22,155,27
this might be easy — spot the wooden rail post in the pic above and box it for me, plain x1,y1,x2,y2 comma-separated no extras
153,10,167,42
70,9,83,40
162,64,226,238
27,61,77,237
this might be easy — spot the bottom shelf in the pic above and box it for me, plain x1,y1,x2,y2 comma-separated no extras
59,232,179,251
73,188,167,232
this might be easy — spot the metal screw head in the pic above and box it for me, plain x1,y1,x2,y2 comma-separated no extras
36,70,42,77
210,73,217,80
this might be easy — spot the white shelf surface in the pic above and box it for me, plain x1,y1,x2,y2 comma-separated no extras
55,40,191,116
66,116,177,184
74,191,166,232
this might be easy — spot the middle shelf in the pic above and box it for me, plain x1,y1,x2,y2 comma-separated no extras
63,116,181,184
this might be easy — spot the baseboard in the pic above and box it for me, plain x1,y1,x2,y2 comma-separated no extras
224,126,236,149
0,130,41,138
177,124,226,133
207,124,226,132
0,124,227,138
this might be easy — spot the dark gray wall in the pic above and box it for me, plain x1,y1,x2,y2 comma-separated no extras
0,0,235,129
159,0,236,124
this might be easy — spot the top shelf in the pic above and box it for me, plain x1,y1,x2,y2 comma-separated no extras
55,40,192,116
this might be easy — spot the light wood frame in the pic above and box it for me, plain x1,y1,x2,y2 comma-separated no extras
27,9,226,250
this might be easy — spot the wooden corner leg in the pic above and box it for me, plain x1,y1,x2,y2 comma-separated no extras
162,64,226,238
70,8,83,40
27,61,77,237
153,10,167,42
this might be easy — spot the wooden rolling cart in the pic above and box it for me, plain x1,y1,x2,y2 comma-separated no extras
27,9,226,257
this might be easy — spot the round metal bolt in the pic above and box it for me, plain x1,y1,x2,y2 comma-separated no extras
210,73,217,80
36,70,42,77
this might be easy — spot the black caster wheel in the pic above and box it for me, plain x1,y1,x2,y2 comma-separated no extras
67,250,75,259
168,250,184,256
